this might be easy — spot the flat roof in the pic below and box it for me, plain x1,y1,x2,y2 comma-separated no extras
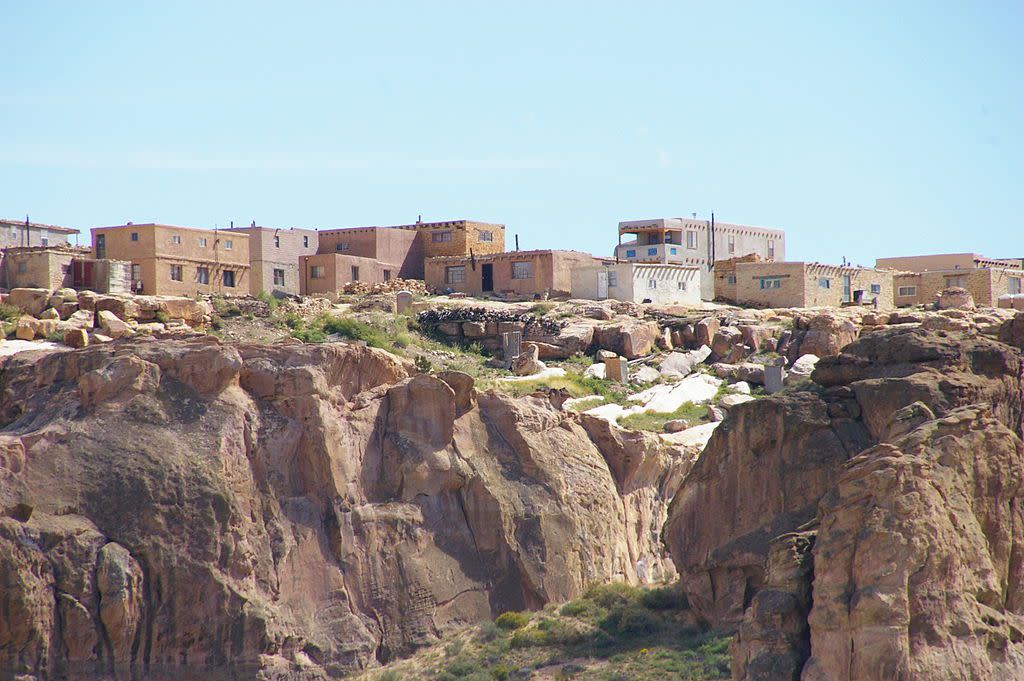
93,223,249,237
0,218,77,234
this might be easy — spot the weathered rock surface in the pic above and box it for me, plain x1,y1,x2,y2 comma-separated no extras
0,337,685,679
664,326,1024,680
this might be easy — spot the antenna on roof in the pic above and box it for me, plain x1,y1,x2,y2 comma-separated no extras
692,212,696,218
417,214,422,224
515,234,520,251
251,220,255,228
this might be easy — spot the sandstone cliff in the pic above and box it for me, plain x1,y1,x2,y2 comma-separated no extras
664,325,1024,680
0,338,689,680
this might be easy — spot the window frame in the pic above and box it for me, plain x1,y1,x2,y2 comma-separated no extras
196,267,210,285
759,277,782,290
686,230,698,249
511,261,533,280
445,266,466,284
432,230,453,243
223,270,236,287
170,264,183,282
273,268,285,286
310,265,325,279
898,285,917,297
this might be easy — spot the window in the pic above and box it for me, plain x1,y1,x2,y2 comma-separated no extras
759,277,782,290
686,231,698,249
224,239,233,250
767,240,775,258
96,234,106,258
445,266,466,284
223,270,236,287
171,234,181,244
647,247,658,256
274,235,280,248
197,267,210,284
670,247,678,255
898,286,917,297
9,228,16,238
870,284,881,294
478,230,493,242
273,268,285,286
727,275,737,284
1010,278,1022,295
170,264,183,281
303,236,309,248
511,261,533,279
607,272,618,287
335,242,350,251
17,262,26,274
131,232,139,241
648,279,658,289
818,277,830,289
945,275,965,288
41,237,48,246
383,269,391,281
351,266,359,281
728,235,735,254
310,265,325,279
626,249,636,258
678,281,687,290
199,237,207,247
432,231,453,243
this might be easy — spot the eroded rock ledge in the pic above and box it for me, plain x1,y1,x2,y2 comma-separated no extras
0,337,690,680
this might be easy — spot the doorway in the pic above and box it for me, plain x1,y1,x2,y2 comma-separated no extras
597,270,608,299
482,263,494,292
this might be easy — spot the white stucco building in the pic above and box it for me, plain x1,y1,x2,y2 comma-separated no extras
571,262,702,306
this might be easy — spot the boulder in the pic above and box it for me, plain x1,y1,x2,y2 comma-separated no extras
731,381,752,394
695,317,720,347
7,288,51,317
594,320,660,359
631,366,660,384
719,393,755,409
786,353,819,384
15,317,38,341
663,419,689,433
63,309,95,331
798,313,858,358
660,345,712,378
936,286,974,310
97,310,133,339
58,301,80,319
711,326,744,359
511,343,546,376
739,324,775,353
38,308,60,321
735,362,766,385
584,362,607,380
94,296,141,321
437,322,461,336
462,321,487,338
999,313,1024,350
77,290,99,311
63,329,89,349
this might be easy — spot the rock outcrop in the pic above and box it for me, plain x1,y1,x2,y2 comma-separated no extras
0,337,686,679
664,326,1024,679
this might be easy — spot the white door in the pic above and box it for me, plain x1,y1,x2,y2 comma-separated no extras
597,270,608,299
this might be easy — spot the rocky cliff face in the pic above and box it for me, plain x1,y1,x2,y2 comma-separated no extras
0,338,689,680
664,325,1024,680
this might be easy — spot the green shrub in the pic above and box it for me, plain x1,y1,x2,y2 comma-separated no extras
495,611,530,631
210,315,224,331
414,354,433,374
640,585,688,611
601,604,661,636
321,315,390,348
476,620,501,642
256,290,279,313
445,639,465,658
528,302,556,316
378,671,401,681
490,663,510,680
583,582,641,609
509,627,547,648
154,310,170,324
0,303,23,323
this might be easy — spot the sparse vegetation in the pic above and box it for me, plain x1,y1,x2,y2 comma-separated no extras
484,372,631,404
256,290,279,314
0,303,22,323
154,310,170,324
354,582,730,680
528,302,557,316
618,401,709,432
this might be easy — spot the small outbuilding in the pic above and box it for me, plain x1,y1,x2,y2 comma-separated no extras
571,262,702,306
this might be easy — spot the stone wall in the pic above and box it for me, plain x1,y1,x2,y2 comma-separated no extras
895,267,1024,306
226,227,318,296
426,250,597,298
730,262,894,308
300,252,392,297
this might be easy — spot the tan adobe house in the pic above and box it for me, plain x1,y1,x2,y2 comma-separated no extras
225,224,318,296
425,250,598,298
90,223,250,296
0,217,78,249
716,261,894,308
877,253,1023,307
1,245,131,293
616,216,784,300
302,219,505,295
571,262,702,306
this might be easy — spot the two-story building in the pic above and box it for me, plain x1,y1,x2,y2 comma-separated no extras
1,217,78,249
876,253,1023,307
91,223,250,296
615,216,785,300
302,219,505,296
225,224,318,296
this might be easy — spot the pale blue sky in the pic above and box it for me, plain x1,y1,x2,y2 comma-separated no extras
2,1,1021,265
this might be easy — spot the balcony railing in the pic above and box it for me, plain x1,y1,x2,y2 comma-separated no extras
614,243,687,262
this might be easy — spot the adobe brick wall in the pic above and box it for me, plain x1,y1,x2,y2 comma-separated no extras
1,249,75,290
300,253,390,297
0,219,75,249
226,227,318,296
731,262,894,308
417,221,505,259
896,268,1023,306
317,227,425,279
426,250,595,298
91,224,250,296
